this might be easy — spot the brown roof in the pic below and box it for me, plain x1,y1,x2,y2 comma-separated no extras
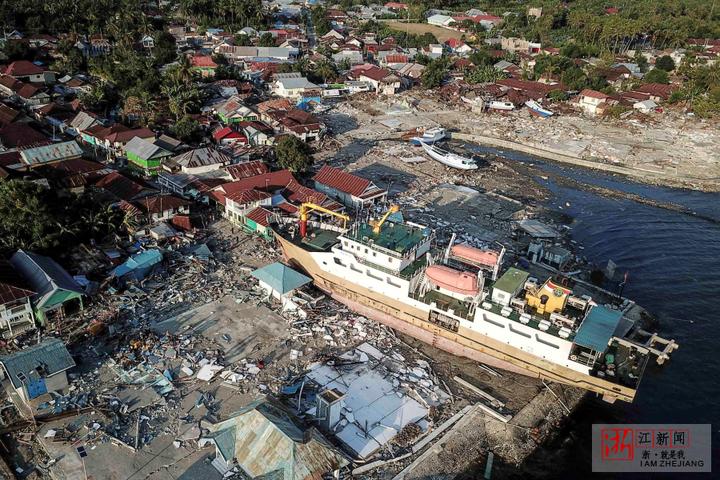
579,89,609,99
136,194,190,214
0,122,50,148
15,83,41,99
359,66,392,82
4,60,44,77
312,165,372,197
0,104,19,126
95,171,152,202
219,170,295,195
257,98,293,114
106,127,155,144
635,83,676,100
226,189,272,205
225,161,270,180
245,207,272,227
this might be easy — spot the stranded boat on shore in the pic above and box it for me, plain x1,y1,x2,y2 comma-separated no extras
272,205,678,403
420,142,478,170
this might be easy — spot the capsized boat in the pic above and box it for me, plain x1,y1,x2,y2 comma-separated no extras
420,142,477,170
409,127,447,145
525,100,554,118
271,205,679,404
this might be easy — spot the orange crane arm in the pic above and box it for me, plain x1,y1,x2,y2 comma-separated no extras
299,202,351,237
372,205,400,234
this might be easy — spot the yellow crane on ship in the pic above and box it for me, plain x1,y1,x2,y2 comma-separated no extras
299,202,351,238
371,204,400,234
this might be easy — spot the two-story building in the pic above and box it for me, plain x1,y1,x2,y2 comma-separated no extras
0,260,36,339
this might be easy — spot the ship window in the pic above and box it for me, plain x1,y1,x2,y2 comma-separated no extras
365,248,368,253
483,316,505,328
509,324,531,338
333,257,345,267
536,335,560,349
387,277,401,288
350,264,362,273
367,270,383,281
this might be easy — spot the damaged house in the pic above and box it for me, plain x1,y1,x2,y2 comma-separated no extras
200,398,348,478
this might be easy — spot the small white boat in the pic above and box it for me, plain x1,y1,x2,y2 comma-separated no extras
525,100,554,118
410,127,447,145
421,142,477,170
487,100,515,111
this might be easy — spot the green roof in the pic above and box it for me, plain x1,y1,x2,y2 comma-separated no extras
251,262,311,295
347,221,427,255
493,267,529,294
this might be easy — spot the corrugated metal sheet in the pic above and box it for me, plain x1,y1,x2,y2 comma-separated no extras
312,165,370,197
575,306,624,352
20,141,82,166
251,262,310,295
206,400,347,479
9,250,83,305
172,147,232,168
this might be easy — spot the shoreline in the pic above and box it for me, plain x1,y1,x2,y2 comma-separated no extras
450,131,720,193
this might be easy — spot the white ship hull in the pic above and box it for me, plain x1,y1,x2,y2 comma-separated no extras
420,142,477,170
274,232,639,403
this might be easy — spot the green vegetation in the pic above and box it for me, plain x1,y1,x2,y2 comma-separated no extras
421,58,450,88
466,65,506,84
275,136,313,172
643,68,670,84
0,180,121,255
655,55,676,72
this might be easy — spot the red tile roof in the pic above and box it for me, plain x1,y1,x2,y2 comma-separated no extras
3,60,44,77
384,2,407,9
225,160,269,180
245,207,272,227
312,165,371,197
213,126,246,142
170,215,194,232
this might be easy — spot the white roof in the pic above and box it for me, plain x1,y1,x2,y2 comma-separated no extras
276,77,318,90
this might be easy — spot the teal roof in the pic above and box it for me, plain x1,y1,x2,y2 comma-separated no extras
112,249,162,278
574,306,623,352
0,338,75,389
251,262,311,295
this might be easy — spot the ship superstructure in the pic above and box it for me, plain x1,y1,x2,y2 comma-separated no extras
272,205,678,403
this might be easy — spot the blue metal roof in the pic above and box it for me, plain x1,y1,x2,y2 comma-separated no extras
574,306,624,352
251,262,311,295
112,249,162,278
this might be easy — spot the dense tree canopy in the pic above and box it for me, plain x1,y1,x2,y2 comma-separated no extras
275,136,313,172
0,180,121,255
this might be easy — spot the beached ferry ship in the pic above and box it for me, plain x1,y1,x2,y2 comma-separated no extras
271,205,678,403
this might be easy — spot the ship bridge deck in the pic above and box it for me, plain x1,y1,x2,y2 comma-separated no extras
345,222,428,256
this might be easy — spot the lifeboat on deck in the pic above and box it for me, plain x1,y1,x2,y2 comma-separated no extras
425,265,479,296
451,244,500,268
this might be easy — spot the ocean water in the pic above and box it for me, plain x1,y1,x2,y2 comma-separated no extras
466,145,720,478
